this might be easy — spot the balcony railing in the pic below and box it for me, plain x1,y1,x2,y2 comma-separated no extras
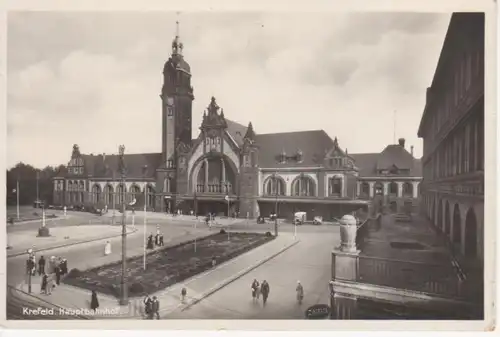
196,184,232,194
357,255,464,298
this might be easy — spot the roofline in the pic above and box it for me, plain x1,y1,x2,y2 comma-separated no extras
259,166,323,171
357,176,423,180
256,129,328,136
418,14,455,136
224,130,240,149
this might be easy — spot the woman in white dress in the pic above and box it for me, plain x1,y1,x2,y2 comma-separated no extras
104,241,112,256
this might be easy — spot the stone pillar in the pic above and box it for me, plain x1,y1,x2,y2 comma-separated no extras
204,158,209,192
397,182,403,198
331,214,360,319
356,181,361,198
368,182,375,198
332,293,358,319
383,182,389,196
412,181,419,199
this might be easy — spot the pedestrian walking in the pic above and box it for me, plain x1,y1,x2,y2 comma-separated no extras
55,264,61,285
251,279,260,302
90,290,99,312
46,275,53,295
61,258,68,275
38,255,46,275
296,281,304,305
159,234,164,246
143,294,152,319
151,296,160,319
181,287,187,304
261,280,270,306
147,234,154,250
40,274,48,295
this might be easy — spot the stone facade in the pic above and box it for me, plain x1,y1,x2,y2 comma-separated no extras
418,13,484,262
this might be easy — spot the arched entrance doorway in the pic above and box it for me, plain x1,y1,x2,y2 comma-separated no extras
465,208,478,258
92,184,101,204
191,154,238,216
452,203,461,244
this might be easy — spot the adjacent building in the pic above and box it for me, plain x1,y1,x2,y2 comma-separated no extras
418,13,484,262
53,26,422,220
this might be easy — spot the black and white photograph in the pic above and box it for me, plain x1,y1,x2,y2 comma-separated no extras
2,2,495,331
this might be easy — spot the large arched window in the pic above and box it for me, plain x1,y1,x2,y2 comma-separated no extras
291,175,316,197
402,182,413,197
145,185,155,208
130,185,141,203
328,177,343,197
92,184,101,204
264,176,286,196
104,184,113,206
389,182,398,196
116,183,126,205
164,178,171,193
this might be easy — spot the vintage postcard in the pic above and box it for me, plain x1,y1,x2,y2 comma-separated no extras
0,0,496,332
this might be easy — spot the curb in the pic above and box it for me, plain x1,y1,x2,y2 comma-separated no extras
181,238,300,311
7,227,139,258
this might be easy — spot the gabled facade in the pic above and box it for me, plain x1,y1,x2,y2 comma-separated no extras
52,25,422,220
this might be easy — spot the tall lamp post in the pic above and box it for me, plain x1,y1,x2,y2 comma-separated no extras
118,145,129,306
143,166,148,271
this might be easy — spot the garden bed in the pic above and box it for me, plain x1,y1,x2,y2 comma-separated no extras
63,231,274,298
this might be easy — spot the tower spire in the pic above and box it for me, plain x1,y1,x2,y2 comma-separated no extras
171,14,183,56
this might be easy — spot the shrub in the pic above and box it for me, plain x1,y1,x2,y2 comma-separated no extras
67,268,82,278
129,282,144,295
219,229,227,234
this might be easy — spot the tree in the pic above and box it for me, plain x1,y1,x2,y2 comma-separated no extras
6,163,67,206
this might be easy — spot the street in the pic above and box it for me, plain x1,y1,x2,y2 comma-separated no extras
167,224,340,319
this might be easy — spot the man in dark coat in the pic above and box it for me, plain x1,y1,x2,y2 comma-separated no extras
151,296,160,319
38,256,46,276
147,234,154,250
159,234,164,246
90,290,99,312
55,264,61,285
261,280,270,306
155,233,160,246
60,259,68,275
143,294,152,319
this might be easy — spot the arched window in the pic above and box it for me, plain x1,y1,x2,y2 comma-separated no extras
402,182,413,197
146,185,155,208
104,184,113,206
265,176,286,196
291,175,316,197
130,185,141,203
116,183,126,205
389,182,398,196
328,177,342,197
92,184,101,204
164,178,171,193
361,182,370,197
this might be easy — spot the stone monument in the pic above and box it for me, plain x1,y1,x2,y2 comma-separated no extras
37,209,51,237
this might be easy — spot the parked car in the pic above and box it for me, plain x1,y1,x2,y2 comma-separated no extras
294,212,307,225
312,216,323,225
33,200,45,209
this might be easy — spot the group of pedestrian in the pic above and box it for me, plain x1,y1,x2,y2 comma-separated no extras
251,279,270,306
250,279,304,306
37,255,69,295
143,294,160,319
147,229,164,250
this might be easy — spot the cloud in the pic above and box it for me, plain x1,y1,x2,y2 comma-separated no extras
7,11,451,168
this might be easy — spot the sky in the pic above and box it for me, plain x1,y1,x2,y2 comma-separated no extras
6,11,451,169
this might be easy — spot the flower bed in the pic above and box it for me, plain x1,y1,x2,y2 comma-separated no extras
63,232,274,298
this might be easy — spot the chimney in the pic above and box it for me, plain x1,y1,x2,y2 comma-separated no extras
410,145,414,157
426,87,432,104
398,138,405,148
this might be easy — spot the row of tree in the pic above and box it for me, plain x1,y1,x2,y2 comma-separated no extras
6,163,67,206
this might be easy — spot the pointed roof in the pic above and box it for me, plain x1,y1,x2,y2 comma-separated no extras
201,96,227,129
244,122,256,140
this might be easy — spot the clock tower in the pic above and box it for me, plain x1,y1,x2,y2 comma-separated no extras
157,21,194,211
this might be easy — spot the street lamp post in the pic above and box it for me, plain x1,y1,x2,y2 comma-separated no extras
16,178,20,221
118,145,129,306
